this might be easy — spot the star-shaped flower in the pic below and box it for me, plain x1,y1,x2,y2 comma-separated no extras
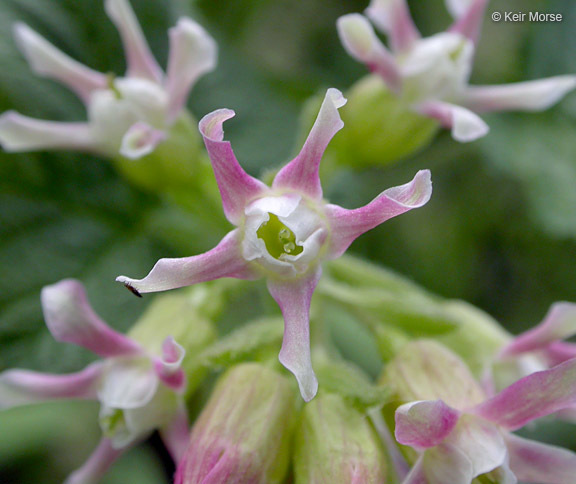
395,359,576,484
0,0,216,159
337,0,576,142
0,279,190,484
117,87,432,401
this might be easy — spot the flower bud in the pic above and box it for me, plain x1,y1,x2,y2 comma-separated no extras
436,300,511,377
175,363,297,484
111,111,209,194
380,339,485,409
329,75,439,167
293,392,387,484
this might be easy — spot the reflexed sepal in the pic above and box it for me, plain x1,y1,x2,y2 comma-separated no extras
294,392,387,484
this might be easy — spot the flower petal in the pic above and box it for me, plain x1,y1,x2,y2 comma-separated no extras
444,0,474,18
462,76,576,113
337,15,401,92
365,0,420,52
325,170,432,259
98,357,157,409
64,438,124,484
395,400,460,449
42,279,142,358
500,302,576,358
267,268,321,402
160,404,190,463
116,229,259,294
0,112,98,153
154,336,186,391
272,88,346,201
421,444,475,484
506,433,576,484
199,109,268,225
118,385,180,447
544,341,576,367
445,414,507,476
166,18,218,123
14,23,107,104
416,101,489,142
472,358,576,430
0,363,102,408
447,0,489,44
104,0,163,82
119,121,166,159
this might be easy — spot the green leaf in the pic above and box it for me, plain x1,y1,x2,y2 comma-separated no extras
480,115,576,239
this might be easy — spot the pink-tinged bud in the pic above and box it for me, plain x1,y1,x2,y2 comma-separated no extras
175,363,297,484
380,339,485,409
293,392,387,484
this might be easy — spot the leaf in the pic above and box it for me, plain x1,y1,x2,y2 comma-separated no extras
480,115,576,239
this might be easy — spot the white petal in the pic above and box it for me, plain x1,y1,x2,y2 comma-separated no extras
445,0,474,18
336,14,401,92
14,23,107,103
98,357,157,409
104,0,163,81
119,122,166,159
463,76,576,113
166,18,218,122
417,101,489,142
0,112,97,153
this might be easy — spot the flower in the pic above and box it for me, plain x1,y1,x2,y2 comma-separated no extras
116,87,432,401
0,0,216,159
394,353,576,483
0,279,190,484
337,0,576,142
487,302,576,395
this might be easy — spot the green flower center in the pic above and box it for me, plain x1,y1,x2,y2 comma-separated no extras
101,408,126,437
257,213,303,259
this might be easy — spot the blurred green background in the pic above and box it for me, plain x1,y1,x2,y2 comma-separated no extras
1,0,576,482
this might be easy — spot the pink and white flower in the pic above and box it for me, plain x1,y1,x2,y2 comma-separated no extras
487,302,576,405
337,0,576,142
396,358,576,484
0,279,190,484
116,87,432,401
0,0,217,159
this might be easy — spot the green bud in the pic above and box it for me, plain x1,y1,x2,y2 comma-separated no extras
128,287,217,394
330,75,439,167
111,111,217,199
380,340,485,409
294,392,387,484
176,363,297,484
436,300,511,378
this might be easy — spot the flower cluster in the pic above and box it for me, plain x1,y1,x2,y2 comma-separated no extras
0,0,576,483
